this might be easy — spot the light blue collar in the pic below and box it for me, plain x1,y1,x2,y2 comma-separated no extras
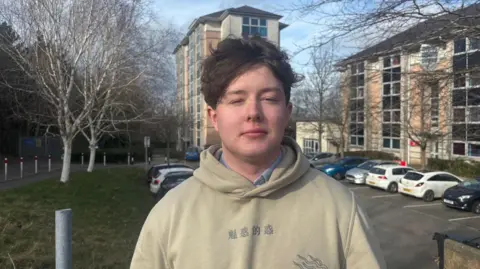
219,151,283,186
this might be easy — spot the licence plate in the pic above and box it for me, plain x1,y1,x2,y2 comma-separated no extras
368,181,375,185
403,188,411,193
443,199,454,205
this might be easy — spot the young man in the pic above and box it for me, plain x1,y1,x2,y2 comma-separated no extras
130,37,387,269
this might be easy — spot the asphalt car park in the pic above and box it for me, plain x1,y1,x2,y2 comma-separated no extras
339,180,480,269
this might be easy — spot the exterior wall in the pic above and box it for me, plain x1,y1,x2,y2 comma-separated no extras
295,121,341,154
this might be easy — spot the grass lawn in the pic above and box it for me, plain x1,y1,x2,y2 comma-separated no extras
0,167,155,269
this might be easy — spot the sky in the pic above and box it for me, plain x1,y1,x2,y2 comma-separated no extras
151,0,330,74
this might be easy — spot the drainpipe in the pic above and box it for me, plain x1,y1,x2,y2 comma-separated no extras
406,52,411,164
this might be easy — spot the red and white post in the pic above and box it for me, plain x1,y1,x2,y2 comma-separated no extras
4,158,7,181
20,157,24,178
48,155,52,172
34,156,38,174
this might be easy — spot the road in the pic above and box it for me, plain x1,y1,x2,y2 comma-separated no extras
339,181,480,269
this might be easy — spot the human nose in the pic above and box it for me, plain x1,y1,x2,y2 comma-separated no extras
245,98,263,122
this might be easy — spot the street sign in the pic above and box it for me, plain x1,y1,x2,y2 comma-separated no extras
144,136,150,148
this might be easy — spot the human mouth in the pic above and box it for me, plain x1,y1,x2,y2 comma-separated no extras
242,128,268,138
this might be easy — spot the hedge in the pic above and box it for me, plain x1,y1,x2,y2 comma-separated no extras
343,151,400,161
427,158,480,179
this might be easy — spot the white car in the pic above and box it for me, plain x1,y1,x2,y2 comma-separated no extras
398,171,463,202
149,167,194,194
366,164,416,193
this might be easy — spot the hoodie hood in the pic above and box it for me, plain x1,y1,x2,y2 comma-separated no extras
193,137,311,199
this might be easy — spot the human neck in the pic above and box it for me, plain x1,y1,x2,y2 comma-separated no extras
221,147,282,182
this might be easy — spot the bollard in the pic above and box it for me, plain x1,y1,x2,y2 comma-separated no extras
4,158,7,181
127,152,130,165
148,156,151,165
35,156,38,174
20,157,23,178
48,155,52,172
81,153,84,167
55,208,72,269
103,152,106,166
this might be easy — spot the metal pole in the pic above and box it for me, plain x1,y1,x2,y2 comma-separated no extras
81,153,84,167
20,157,23,178
48,155,51,172
4,158,7,181
35,156,38,174
55,208,72,269
127,152,130,165
103,152,106,166
144,147,148,170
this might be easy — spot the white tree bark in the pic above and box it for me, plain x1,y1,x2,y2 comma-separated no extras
87,145,96,172
60,138,72,183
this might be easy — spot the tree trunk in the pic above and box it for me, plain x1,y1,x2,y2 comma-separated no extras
166,139,170,165
60,138,72,183
420,146,427,170
87,145,96,172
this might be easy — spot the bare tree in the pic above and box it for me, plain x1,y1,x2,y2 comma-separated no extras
295,42,338,152
0,0,165,182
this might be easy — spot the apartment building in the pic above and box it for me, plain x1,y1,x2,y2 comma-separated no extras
337,4,480,164
173,5,288,150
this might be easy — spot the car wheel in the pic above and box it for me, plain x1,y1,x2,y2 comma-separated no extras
423,190,435,202
387,182,398,193
472,201,480,214
333,173,342,180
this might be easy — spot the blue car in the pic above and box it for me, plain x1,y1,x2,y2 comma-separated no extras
318,156,368,180
185,147,200,161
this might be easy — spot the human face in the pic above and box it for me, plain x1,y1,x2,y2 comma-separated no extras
207,65,292,160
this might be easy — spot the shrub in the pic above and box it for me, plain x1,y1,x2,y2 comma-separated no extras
344,151,400,161
427,158,480,178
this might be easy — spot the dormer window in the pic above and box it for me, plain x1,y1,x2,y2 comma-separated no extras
242,17,267,38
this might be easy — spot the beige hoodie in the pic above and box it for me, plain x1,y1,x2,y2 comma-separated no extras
130,137,387,269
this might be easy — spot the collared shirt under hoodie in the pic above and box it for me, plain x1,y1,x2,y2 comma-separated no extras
219,151,283,186
130,137,387,269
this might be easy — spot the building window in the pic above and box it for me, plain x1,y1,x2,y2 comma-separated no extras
242,17,267,38
452,37,480,157
349,62,365,146
420,44,438,69
303,139,319,154
382,55,401,149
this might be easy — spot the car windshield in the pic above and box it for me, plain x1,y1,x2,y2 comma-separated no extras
357,161,377,170
370,167,386,175
403,172,424,181
458,180,480,190
187,147,198,153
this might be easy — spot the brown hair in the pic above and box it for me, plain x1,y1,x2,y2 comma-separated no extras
200,36,301,109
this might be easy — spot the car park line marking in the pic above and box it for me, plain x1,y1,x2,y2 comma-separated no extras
349,186,369,190
371,194,401,198
449,216,480,222
403,203,442,208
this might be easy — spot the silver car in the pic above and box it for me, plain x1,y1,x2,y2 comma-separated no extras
346,160,398,184
309,152,339,167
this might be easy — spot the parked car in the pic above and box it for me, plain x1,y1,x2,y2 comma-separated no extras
443,180,480,214
309,152,339,166
398,171,463,202
317,156,368,180
146,163,193,184
366,164,415,193
346,159,399,184
151,170,193,201
150,167,194,195
185,146,201,161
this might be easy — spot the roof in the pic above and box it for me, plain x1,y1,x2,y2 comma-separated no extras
173,5,288,54
373,164,410,169
336,3,480,67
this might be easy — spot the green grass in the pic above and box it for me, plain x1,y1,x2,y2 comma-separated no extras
0,167,155,269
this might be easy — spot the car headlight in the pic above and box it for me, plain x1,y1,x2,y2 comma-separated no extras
459,195,472,202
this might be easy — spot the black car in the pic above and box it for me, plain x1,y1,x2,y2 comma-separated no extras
443,180,480,214
146,163,193,184
155,171,193,201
